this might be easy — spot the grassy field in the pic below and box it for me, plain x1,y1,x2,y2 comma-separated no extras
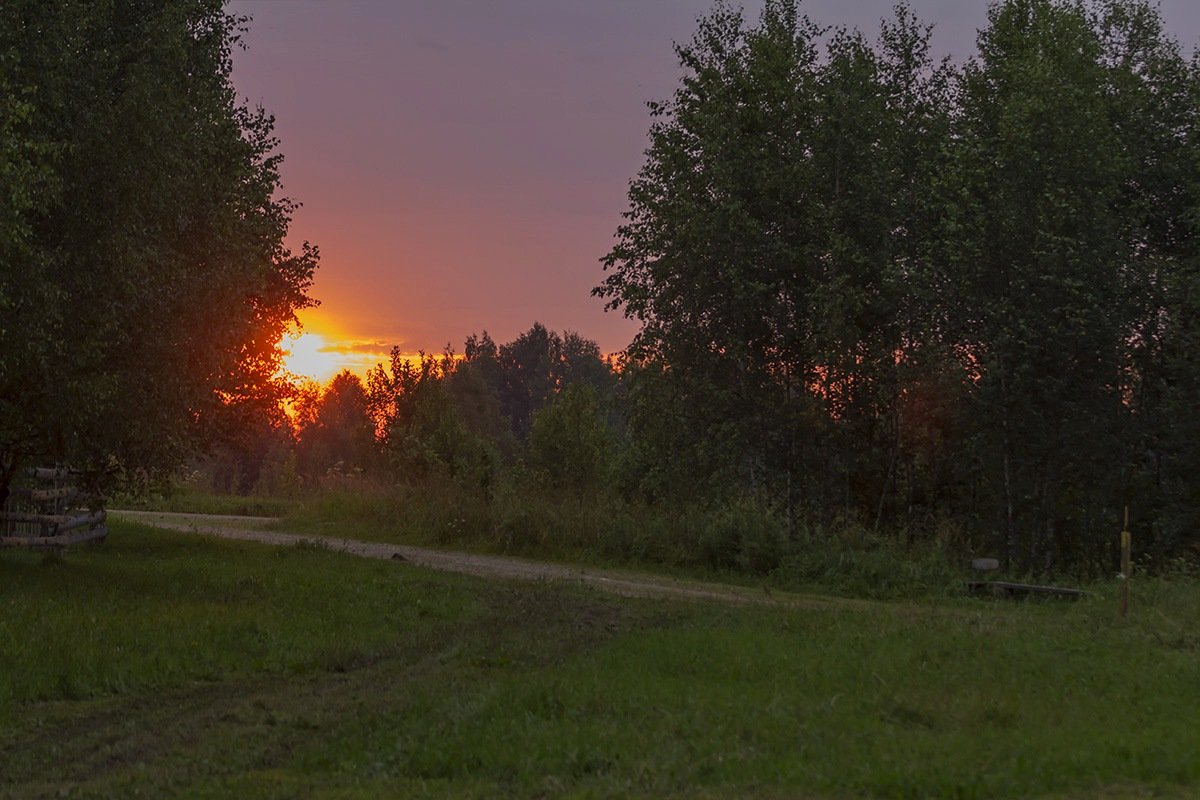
2,521,1197,798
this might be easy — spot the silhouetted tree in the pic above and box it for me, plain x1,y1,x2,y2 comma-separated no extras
296,371,376,479
499,323,561,439
0,0,316,493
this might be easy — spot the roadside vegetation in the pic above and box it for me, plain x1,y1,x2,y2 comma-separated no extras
125,487,298,519
283,482,964,601
3,521,1198,798
120,474,974,602
134,0,1200,589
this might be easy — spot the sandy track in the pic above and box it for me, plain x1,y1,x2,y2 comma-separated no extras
110,509,828,608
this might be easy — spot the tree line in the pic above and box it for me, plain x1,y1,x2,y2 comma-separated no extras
200,0,1199,574
595,0,1200,571
207,323,619,501
5,0,1197,576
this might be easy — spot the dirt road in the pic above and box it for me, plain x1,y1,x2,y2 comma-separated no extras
110,509,832,608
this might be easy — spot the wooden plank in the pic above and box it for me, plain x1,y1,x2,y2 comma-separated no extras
55,510,106,533
0,512,73,526
0,525,107,549
3,465,105,550
966,580,1087,599
28,467,79,481
8,486,75,502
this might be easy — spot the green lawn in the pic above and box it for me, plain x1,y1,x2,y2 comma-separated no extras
2,522,1196,798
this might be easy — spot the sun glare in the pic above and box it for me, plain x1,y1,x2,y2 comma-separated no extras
281,332,345,384
277,309,399,385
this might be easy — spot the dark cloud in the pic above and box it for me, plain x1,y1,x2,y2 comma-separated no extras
318,340,394,357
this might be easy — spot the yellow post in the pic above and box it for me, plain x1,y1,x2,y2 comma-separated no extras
1120,506,1131,620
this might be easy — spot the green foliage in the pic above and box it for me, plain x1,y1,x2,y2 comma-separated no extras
938,0,1133,569
596,0,1200,569
495,323,617,439
115,486,298,517
378,368,499,495
276,480,957,600
774,520,962,599
195,394,297,495
0,1,316,487
360,326,617,499
395,384,499,493
525,383,617,495
692,497,788,575
596,0,955,529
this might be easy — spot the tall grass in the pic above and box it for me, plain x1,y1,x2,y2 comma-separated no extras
275,477,966,599
112,485,298,517
128,474,1129,601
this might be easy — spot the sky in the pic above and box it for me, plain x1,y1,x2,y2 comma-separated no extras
227,0,1200,381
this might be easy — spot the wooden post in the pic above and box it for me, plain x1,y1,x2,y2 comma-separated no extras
1120,506,1131,620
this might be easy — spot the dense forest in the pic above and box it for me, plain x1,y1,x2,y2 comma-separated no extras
5,0,1198,578
204,0,1200,577
594,0,1200,575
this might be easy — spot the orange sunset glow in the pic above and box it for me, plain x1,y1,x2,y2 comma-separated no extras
280,331,343,383
279,311,394,383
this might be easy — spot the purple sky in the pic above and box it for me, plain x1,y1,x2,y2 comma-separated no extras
229,0,1200,366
